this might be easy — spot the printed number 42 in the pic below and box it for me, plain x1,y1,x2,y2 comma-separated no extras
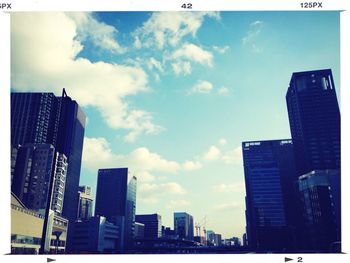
181,3,192,9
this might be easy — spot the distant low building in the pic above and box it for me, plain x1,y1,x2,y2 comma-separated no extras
206,230,215,246
214,234,222,246
161,226,178,240
223,236,241,247
134,222,145,239
174,212,194,241
194,236,206,246
135,214,162,239
72,216,119,253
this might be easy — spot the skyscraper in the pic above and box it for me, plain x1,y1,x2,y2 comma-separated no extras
174,212,194,241
135,214,162,239
11,92,60,146
77,186,94,220
11,89,86,251
95,168,137,252
286,69,340,177
242,140,297,251
286,69,341,251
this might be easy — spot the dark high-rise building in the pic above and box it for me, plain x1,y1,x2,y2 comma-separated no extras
11,89,86,251
95,168,137,252
298,170,340,252
55,92,86,228
11,143,68,215
174,212,194,241
11,144,55,211
242,140,297,251
77,186,94,220
135,214,162,239
286,69,341,251
11,92,60,146
286,69,340,177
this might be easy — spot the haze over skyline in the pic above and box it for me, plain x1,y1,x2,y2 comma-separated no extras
11,11,340,239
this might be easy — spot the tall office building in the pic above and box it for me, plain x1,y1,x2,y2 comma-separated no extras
11,143,67,214
95,168,137,252
11,92,60,146
286,69,340,176
55,92,86,227
77,186,94,220
11,89,86,251
286,69,341,251
174,212,194,241
135,214,162,239
242,140,297,251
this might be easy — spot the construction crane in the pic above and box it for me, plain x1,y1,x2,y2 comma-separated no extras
195,223,200,237
201,215,207,246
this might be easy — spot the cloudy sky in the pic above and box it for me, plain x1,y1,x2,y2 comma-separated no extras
11,11,340,239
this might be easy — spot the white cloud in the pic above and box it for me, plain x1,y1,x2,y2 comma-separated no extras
146,57,164,72
82,137,181,182
172,43,213,67
128,147,180,173
134,12,220,49
11,12,161,142
166,199,190,209
190,80,214,94
134,36,142,49
218,138,227,146
214,202,241,212
82,136,203,180
140,182,185,195
182,161,202,171
213,182,245,193
242,20,264,53
203,145,221,161
213,45,230,54
139,182,186,204
218,86,229,95
250,20,263,27
222,146,243,165
67,13,126,54
172,61,192,76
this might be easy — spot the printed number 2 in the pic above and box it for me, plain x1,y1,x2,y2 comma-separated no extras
297,257,303,262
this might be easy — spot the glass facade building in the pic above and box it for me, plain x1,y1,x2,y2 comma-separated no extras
286,69,341,251
242,140,297,251
286,69,340,177
174,212,194,241
95,168,137,252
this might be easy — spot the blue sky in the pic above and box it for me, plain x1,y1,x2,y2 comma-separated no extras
11,11,340,239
